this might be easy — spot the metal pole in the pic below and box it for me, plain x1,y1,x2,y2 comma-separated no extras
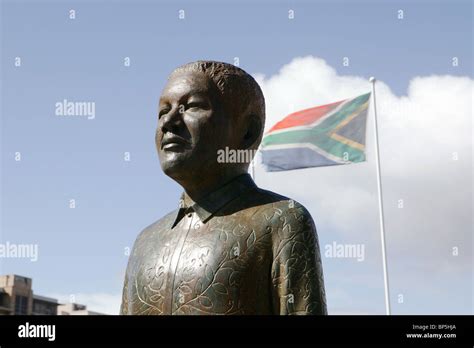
251,155,256,182
370,77,391,315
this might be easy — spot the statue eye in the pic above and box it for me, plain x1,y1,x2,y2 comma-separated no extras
187,102,203,109
158,108,170,118
186,99,210,111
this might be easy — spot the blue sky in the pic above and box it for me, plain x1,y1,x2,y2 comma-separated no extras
1,0,472,314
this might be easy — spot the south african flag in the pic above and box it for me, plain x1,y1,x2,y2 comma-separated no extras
261,92,371,171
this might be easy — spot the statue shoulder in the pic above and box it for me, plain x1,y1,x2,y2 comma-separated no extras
253,187,316,232
132,209,178,247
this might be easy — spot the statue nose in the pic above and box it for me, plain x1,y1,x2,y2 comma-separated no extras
161,106,183,133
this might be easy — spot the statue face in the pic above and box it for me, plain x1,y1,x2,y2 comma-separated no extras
156,71,233,181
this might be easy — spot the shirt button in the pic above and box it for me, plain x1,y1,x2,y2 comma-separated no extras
194,223,201,229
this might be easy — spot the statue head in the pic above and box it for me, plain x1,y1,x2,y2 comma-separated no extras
156,61,265,196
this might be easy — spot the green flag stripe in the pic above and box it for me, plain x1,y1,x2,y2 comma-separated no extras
262,130,365,160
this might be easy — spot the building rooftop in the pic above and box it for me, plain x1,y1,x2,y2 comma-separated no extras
33,294,59,304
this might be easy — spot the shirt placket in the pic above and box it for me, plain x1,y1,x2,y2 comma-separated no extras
167,208,195,315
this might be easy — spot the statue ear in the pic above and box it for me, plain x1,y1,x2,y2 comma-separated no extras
243,114,262,149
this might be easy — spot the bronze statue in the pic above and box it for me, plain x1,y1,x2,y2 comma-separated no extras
120,61,327,315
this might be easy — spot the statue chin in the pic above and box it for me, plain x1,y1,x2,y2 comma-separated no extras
160,155,202,182
160,160,188,179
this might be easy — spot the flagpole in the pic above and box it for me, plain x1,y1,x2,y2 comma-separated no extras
251,152,256,182
252,158,255,181
370,76,391,315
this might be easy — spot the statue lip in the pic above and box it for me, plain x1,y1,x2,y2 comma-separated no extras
161,135,189,150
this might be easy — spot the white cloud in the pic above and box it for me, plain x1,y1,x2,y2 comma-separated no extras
252,56,473,314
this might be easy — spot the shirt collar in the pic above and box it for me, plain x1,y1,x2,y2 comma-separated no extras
171,174,256,228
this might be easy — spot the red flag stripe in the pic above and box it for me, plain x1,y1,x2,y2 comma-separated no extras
267,99,345,133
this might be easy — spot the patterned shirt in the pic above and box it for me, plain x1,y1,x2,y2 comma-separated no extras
121,174,327,315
